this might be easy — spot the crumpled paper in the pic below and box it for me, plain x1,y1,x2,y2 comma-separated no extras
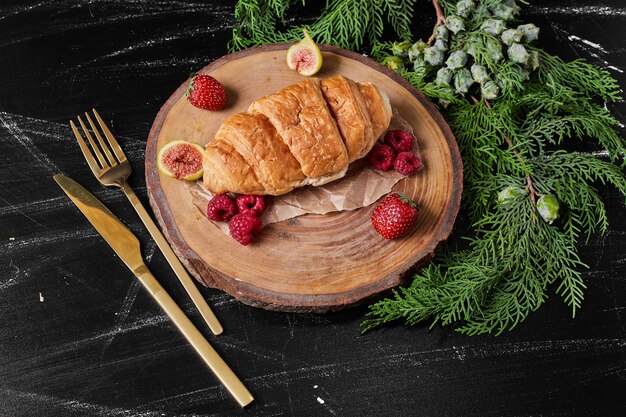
187,109,422,234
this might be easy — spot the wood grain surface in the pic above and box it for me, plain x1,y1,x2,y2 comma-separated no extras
1,1,625,416
145,44,462,312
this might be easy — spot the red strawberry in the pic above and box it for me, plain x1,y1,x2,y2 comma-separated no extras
393,151,422,175
384,129,415,153
371,193,419,240
229,213,263,245
368,144,395,171
187,74,227,111
207,194,238,221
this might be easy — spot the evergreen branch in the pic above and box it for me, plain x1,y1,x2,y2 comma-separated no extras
535,48,623,103
371,41,395,62
231,0,626,336
520,109,625,162
229,0,418,52
362,257,501,332
532,152,626,242
361,0,625,334
384,0,417,41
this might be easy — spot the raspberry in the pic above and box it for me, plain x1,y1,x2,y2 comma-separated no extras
229,213,263,246
393,151,422,175
384,129,415,153
236,195,266,215
368,144,395,171
207,194,238,221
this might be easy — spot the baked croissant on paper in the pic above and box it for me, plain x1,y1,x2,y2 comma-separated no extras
202,75,392,196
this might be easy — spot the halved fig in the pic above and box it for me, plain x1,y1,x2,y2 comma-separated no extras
157,140,205,181
286,29,323,76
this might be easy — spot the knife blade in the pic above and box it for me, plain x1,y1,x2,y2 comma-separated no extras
53,174,254,407
54,173,147,274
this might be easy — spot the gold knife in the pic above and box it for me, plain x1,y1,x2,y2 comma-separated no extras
53,174,254,408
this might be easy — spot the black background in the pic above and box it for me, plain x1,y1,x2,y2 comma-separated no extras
1,1,625,416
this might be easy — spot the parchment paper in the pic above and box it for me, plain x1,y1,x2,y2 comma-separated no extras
187,109,423,234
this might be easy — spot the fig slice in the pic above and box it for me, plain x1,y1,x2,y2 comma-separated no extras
286,29,323,76
157,140,205,181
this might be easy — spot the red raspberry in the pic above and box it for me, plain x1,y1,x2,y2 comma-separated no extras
393,151,422,175
385,129,415,153
236,195,266,215
207,194,238,221
368,144,395,171
229,213,263,246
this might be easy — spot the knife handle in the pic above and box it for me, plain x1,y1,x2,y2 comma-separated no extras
120,181,223,336
134,264,254,408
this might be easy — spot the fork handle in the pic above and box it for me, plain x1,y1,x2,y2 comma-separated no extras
120,181,224,335
134,264,254,407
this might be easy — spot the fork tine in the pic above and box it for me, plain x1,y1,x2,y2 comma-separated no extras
84,112,117,166
77,115,109,169
70,120,103,177
92,109,127,163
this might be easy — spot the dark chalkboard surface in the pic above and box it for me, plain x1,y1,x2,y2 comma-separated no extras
1,1,625,416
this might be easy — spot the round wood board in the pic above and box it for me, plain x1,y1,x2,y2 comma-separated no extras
145,44,463,313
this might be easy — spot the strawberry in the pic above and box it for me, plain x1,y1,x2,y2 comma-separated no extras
371,193,419,240
187,74,227,111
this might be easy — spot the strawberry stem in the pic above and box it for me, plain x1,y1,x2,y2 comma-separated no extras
186,73,198,97
394,192,418,208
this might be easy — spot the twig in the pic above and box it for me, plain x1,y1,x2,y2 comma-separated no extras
428,0,447,45
499,124,539,208
476,97,539,212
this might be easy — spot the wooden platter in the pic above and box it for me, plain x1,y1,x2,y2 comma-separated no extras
145,44,462,312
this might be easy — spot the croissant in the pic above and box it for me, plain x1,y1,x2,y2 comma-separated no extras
202,75,392,196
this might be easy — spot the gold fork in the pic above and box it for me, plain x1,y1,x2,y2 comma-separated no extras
70,109,223,335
